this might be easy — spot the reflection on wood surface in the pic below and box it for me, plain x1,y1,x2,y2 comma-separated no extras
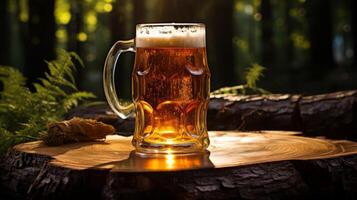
15,131,357,172
104,151,214,171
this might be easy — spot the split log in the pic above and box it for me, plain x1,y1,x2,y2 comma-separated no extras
1,131,357,199
66,90,357,138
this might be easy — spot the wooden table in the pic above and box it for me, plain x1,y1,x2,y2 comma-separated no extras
1,131,357,199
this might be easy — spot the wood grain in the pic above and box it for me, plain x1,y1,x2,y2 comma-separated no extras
13,131,357,171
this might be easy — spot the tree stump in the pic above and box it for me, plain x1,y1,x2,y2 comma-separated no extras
1,131,357,199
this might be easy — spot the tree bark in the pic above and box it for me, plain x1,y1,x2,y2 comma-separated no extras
208,94,302,131
1,131,357,199
208,90,357,138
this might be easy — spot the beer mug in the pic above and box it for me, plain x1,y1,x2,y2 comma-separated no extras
103,23,210,154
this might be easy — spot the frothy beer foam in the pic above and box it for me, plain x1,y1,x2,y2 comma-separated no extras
136,24,206,48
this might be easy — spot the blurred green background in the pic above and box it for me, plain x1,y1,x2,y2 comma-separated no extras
1,0,356,99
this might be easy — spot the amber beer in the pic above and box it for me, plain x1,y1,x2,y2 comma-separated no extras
103,23,210,154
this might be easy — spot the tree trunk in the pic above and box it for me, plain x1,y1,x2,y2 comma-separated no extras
0,0,11,66
67,0,85,89
351,0,357,67
25,0,55,87
206,0,235,88
260,0,275,67
284,0,300,91
1,131,357,199
305,0,335,74
110,0,135,99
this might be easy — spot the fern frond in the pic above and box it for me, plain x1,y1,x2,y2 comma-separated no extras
62,92,96,111
210,85,245,96
245,63,265,89
210,63,269,96
44,72,77,91
0,50,96,155
0,67,32,102
69,51,85,68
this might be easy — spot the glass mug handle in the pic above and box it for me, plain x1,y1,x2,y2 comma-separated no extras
103,39,135,119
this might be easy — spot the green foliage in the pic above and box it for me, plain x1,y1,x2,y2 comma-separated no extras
211,63,269,96
0,50,95,154
245,63,265,89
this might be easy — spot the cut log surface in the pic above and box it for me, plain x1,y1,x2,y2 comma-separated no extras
1,131,357,199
